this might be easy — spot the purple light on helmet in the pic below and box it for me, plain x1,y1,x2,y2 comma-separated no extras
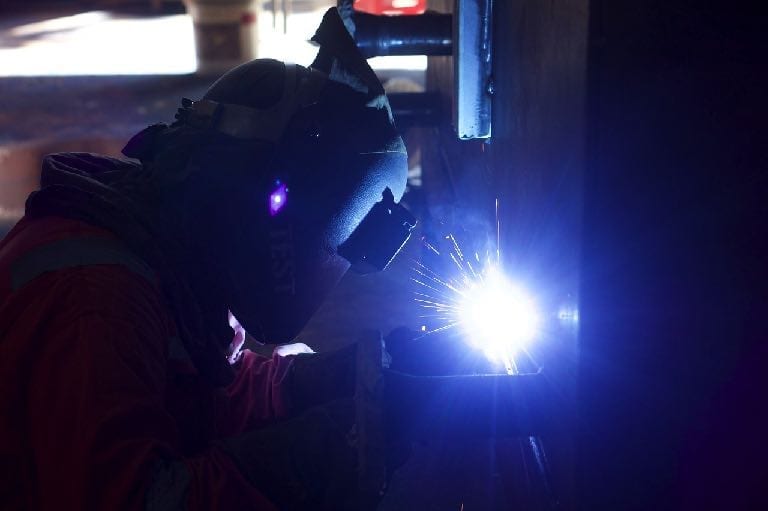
269,182,288,216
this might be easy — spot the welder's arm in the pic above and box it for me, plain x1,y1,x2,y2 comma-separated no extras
216,349,296,435
218,339,358,435
219,310,332,434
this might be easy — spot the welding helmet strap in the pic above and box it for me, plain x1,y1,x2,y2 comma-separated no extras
186,64,328,144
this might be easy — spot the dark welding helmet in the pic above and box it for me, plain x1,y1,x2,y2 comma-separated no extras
184,8,414,343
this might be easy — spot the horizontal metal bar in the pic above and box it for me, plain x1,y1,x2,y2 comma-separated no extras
353,12,453,58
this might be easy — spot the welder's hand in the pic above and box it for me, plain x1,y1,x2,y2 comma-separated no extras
385,325,476,375
217,400,362,511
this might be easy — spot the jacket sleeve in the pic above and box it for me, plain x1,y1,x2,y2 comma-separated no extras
23,266,277,511
218,339,361,437
216,349,296,436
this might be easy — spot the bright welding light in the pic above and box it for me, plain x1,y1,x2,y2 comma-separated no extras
269,182,288,216
458,267,540,362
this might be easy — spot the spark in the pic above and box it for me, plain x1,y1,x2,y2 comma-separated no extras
269,182,288,216
421,236,441,256
413,233,540,369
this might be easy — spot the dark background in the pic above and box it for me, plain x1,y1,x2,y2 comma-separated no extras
579,1,767,508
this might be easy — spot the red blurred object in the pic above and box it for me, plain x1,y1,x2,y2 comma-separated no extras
354,0,426,16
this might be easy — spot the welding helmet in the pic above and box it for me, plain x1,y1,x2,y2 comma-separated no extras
184,8,414,343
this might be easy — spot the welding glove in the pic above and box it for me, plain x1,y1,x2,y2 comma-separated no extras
217,399,361,511
219,331,391,510
286,342,358,412
285,331,416,489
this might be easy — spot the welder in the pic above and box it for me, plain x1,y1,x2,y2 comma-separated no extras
0,8,414,510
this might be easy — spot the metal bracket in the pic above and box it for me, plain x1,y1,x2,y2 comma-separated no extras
454,0,494,140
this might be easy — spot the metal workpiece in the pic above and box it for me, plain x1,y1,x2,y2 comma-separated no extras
454,0,494,139
385,370,564,440
351,11,453,58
